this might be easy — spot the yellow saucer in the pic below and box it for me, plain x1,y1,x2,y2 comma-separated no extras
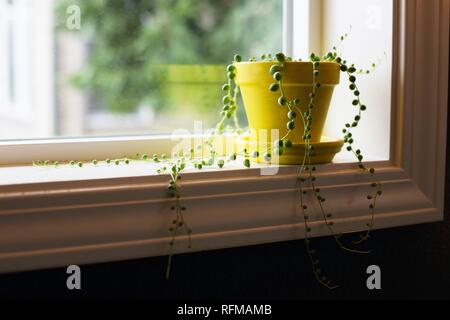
237,136,344,165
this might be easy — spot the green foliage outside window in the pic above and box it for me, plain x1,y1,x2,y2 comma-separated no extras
56,0,282,115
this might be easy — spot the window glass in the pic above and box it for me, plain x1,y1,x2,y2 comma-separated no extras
0,0,282,140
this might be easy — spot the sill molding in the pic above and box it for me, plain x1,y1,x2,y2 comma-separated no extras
0,164,441,273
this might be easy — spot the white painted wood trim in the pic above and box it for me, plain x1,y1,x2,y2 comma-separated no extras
282,0,294,56
291,0,323,59
0,0,447,274
391,0,449,213
0,165,440,273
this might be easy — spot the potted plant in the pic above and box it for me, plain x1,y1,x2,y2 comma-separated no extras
234,57,343,164
34,37,382,290
208,50,382,288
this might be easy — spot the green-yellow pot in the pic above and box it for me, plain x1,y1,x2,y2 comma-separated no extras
153,64,226,114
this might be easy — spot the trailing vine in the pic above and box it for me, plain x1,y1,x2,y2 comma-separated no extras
32,36,383,289
264,51,378,289
325,44,383,244
160,154,193,279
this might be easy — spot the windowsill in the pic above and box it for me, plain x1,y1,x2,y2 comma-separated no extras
0,152,387,187
0,155,439,274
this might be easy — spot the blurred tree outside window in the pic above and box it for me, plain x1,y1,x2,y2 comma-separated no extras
56,0,282,136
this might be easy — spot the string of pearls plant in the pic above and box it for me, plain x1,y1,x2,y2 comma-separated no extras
265,49,381,289
33,36,382,289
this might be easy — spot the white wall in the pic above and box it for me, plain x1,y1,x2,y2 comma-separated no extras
0,0,54,140
321,0,393,160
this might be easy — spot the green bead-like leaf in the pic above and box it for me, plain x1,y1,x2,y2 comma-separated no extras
269,83,279,92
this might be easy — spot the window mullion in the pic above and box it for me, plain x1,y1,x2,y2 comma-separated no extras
291,0,323,59
282,0,294,56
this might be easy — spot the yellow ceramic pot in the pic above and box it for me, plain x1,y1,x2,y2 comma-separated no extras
235,61,343,164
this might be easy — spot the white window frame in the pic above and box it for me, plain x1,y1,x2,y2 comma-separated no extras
0,0,448,273
0,0,55,138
